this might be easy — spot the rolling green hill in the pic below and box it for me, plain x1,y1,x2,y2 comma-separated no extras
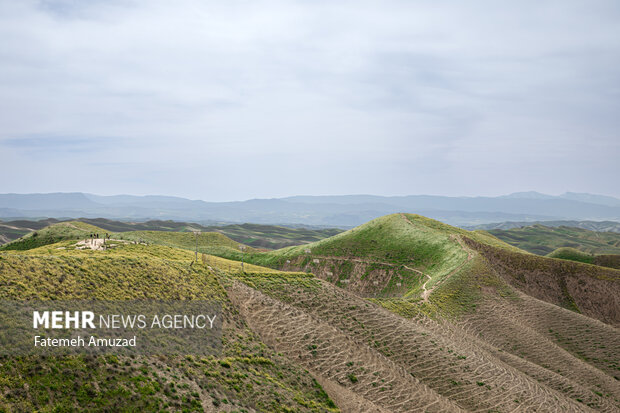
0,242,337,412
0,218,343,250
488,224,620,255
0,222,258,258
202,223,343,249
547,247,620,269
0,218,62,244
547,247,598,264
214,214,522,304
1,214,619,411
77,218,343,249
115,230,259,257
0,221,107,251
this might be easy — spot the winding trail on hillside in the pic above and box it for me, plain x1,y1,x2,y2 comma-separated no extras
399,213,476,303
419,274,433,302
309,254,432,297
303,214,478,303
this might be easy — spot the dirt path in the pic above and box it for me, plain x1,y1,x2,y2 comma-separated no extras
399,214,476,303
311,255,399,267
414,235,476,303
419,273,432,302
309,254,434,300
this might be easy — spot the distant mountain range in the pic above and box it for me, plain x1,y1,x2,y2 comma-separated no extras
1,191,619,227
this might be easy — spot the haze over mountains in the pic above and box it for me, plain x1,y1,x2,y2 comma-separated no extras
1,191,620,227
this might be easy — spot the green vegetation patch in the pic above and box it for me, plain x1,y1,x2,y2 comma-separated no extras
489,225,620,256
0,221,107,251
0,242,339,412
547,247,595,264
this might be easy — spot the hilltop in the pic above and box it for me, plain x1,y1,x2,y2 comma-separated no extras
226,213,620,325
1,213,619,411
0,221,107,251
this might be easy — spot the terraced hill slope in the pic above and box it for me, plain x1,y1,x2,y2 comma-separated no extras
1,214,619,412
222,271,620,412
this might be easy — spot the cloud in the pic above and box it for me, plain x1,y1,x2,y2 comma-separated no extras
2,135,120,153
0,0,618,200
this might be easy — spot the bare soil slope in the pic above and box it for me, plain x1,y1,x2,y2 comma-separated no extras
222,269,620,412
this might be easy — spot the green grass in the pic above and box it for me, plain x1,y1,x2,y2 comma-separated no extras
1,221,263,261
546,247,620,270
0,221,106,251
204,214,525,318
0,242,339,412
1,218,343,250
114,230,257,256
219,214,520,298
203,223,342,250
546,247,595,264
489,225,620,256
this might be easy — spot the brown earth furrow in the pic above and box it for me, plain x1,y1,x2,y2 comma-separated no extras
227,281,465,412
460,295,620,405
247,277,592,412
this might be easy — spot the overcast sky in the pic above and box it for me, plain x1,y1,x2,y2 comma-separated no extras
1,0,619,201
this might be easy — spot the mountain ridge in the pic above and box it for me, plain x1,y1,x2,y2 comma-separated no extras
2,192,620,227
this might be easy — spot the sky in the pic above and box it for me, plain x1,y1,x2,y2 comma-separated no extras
1,0,619,201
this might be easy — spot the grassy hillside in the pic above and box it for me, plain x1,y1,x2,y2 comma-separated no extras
0,242,338,412
0,222,259,259
212,213,620,326
0,221,107,251
489,224,620,255
547,247,597,264
547,247,620,269
1,214,619,411
116,230,259,257
0,218,61,244
78,218,343,249
0,218,343,250
204,223,343,249
218,214,522,302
